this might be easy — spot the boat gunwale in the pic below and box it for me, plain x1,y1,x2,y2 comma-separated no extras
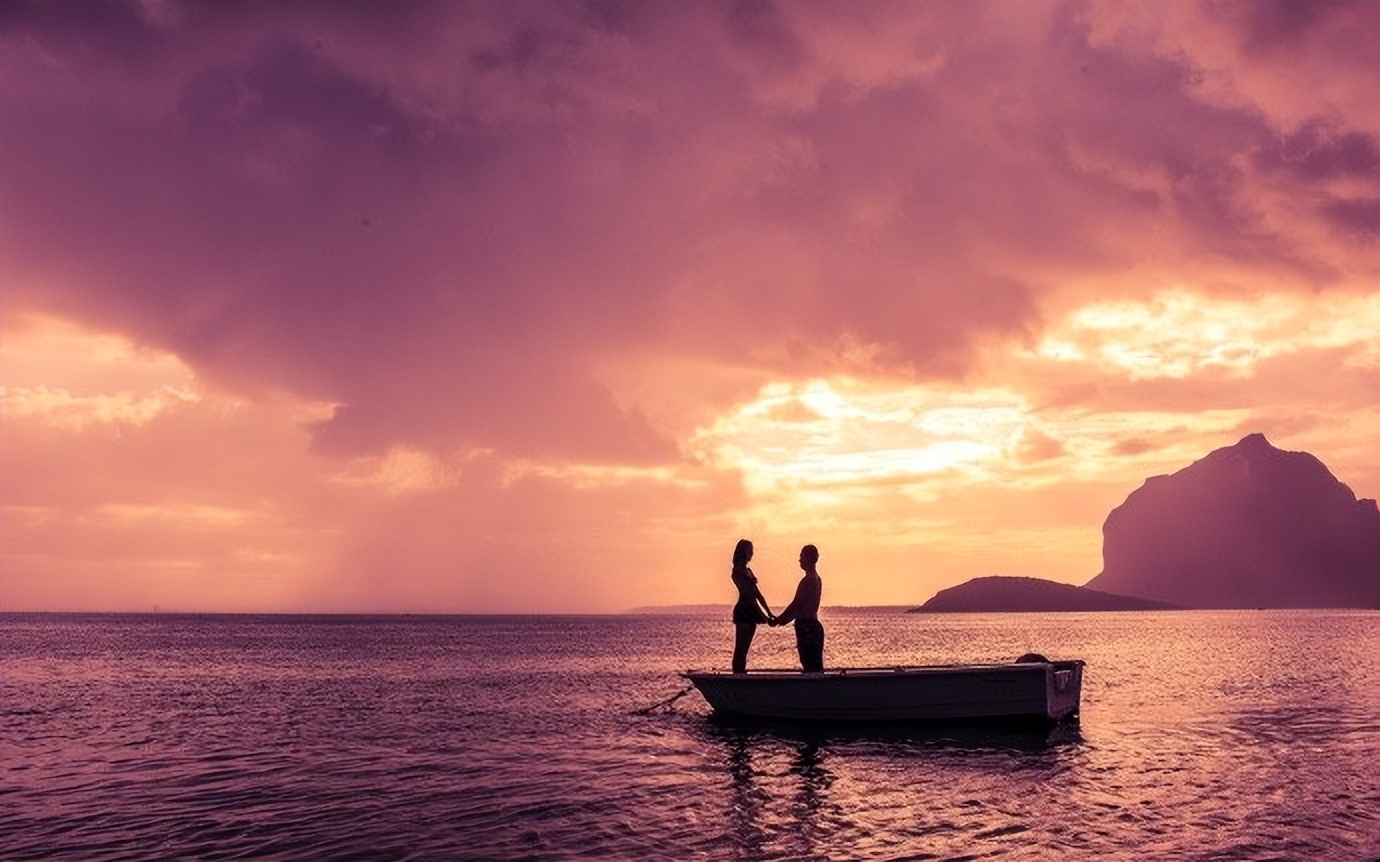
683,660,1084,681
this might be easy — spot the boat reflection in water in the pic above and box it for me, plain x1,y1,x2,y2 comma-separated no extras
695,702,1084,861
703,711,1085,752
684,658,1084,725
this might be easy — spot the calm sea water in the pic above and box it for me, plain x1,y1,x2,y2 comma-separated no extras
2,610,1378,861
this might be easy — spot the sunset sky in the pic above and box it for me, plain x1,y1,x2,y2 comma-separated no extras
2,1,1376,613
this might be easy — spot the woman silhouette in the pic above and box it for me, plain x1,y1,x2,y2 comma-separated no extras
730,539,775,673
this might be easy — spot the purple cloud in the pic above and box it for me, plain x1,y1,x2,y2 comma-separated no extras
3,0,1375,464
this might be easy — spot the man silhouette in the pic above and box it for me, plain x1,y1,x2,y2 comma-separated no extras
771,544,824,672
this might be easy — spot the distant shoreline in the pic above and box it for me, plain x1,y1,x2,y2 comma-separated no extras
4,606,1376,618
622,604,930,615
0,606,922,618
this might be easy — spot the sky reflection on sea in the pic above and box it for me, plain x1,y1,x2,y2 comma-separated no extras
2,610,1378,861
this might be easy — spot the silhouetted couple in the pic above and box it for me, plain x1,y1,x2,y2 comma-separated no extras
730,539,824,674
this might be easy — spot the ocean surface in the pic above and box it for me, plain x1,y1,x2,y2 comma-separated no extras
2,609,1378,861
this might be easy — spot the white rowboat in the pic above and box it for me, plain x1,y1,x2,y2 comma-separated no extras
683,659,1084,724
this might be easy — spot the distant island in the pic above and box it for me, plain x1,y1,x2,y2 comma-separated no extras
909,576,1180,613
915,434,1379,613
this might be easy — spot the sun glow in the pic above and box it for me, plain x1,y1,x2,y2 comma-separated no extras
682,284,1380,548
689,379,1029,496
1033,289,1380,379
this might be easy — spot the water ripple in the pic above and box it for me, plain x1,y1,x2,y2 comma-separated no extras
3,611,1379,861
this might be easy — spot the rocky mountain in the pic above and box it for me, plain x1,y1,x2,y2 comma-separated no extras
909,576,1180,613
1084,433,1379,608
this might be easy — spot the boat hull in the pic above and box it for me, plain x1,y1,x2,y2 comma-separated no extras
683,661,1083,724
